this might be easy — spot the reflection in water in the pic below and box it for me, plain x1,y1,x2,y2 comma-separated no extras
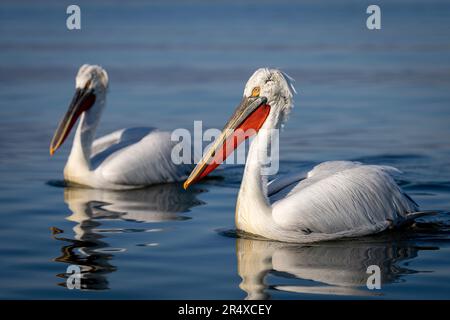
52,184,204,290
236,235,437,299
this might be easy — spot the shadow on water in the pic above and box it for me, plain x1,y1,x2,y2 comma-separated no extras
222,212,450,299
51,183,205,290
235,237,427,299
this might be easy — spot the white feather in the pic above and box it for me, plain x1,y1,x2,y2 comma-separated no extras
272,161,418,234
96,130,192,187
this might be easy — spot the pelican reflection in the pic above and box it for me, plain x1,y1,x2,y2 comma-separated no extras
52,183,204,290
236,235,435,299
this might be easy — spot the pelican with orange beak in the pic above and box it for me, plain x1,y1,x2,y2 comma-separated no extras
184,68,423,243
50,64,193,189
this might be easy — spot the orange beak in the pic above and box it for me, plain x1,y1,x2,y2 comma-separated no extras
183,96,270,189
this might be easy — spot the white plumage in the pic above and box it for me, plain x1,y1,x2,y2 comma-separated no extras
185,68,422,243
90,128,191,188
50,65,192,189
269,161,418,242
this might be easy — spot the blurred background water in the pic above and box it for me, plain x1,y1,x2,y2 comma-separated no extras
0,0,450,299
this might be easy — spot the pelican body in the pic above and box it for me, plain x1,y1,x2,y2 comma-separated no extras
50,64,192,189
184,68,422,243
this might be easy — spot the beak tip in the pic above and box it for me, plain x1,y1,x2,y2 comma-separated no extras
183,180,190,190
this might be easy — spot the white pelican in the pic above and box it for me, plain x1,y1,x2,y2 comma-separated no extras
50,64,192,189
184,68,423,243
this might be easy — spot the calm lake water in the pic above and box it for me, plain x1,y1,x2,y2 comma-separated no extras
1,0,450,299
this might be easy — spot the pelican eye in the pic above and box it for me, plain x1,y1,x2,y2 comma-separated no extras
251,87,260,97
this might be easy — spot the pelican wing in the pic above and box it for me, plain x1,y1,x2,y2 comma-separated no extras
271,161,418,235
267,172,306,202
94,130,193,187
91,127,156,162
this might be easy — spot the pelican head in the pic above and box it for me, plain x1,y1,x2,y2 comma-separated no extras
184,68,296,189
50,64,109,155
243,68,296,124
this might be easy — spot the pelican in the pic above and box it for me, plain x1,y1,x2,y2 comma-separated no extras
184,68,424,243
50,64,192,189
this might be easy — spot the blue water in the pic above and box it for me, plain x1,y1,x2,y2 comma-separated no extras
1,0,450,299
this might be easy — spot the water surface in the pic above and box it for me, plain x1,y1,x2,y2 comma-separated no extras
1,0,450,299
